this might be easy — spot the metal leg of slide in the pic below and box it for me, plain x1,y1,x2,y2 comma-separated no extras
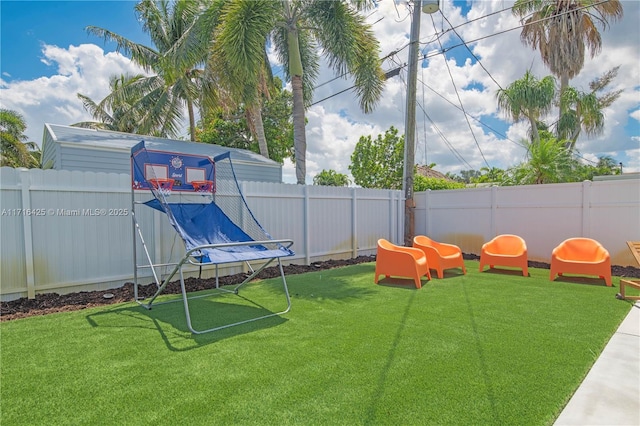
182,257,291,335
232,257,278,294
135,241,293,333
215,264,219,289
179,267,197,333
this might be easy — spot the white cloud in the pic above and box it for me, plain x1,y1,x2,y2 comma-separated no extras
1,43,146,146
2,0,639,180
296,0,640,180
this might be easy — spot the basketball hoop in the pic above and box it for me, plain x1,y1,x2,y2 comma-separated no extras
148,178,175,196
191,180,214,193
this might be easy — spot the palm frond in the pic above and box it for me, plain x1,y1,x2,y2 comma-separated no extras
85,26,159,71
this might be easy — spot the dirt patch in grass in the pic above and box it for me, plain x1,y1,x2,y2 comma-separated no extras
2,255,638,322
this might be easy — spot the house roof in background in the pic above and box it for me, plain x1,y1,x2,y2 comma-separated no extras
415,165,452,181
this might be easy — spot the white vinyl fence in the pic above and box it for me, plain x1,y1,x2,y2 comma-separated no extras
415,179,640,267
0,167,403,301
1,167,639,301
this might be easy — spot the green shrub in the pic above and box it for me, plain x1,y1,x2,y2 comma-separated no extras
414,175,466,191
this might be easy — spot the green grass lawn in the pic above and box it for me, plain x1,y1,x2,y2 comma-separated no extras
0,261,633,425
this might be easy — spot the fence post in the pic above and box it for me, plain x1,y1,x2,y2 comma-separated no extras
389,190,396,244
351,188,358,258
425,189,432,237
491,186,498,237
398,191,404,244
582,180,591,237
20,169,36,299
304,185,311,265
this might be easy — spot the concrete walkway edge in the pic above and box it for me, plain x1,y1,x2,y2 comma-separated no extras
554,302,640,426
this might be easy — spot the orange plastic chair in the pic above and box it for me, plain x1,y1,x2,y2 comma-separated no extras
479,234,528,276
550,238,612,286
375,239,431,289
413,235,466,278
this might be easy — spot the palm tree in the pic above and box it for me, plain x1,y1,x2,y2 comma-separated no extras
512,0,623,127
86,0,213,141
505,133,572,185
75,73,171,135
197,80,294,163
211,0,385,184
496,71,556,145
557,66,622,150
0,109,40,168
313,169,350,186
477,166,505,184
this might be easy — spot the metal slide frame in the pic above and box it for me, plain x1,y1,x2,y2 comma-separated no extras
132,211,292,333
130,149,293,334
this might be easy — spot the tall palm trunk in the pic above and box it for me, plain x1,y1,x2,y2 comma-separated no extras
559,73,570,147
247,103,270,158
291,75,306,184
287,24,306,184
187,99,196,141
528,114,540,146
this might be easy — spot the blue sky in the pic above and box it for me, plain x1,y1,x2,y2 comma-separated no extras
1,0,639,182
2,1,149,81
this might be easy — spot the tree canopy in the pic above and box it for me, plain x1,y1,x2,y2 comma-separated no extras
197,83,294,164
86,0,214,140
0,109,40,168
212,0,385,183
512,0,623,129
313,169,350,187
349,126,404,190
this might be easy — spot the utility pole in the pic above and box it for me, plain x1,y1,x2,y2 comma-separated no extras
403,0,422,247
403,0,439,246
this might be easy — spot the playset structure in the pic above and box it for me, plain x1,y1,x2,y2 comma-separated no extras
130,141,294,334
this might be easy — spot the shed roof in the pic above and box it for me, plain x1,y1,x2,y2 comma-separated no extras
43,123,279,167
42,124,283,183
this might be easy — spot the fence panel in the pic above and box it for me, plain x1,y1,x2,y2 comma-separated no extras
0,168,401,300
416,188,492,254
2,166,638,301
414,180,640,265
589,179,640,264
1,168,28,296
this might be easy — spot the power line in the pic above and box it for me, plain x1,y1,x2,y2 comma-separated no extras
315,0,609,99
310,0,615,167
416,97,474,169
439,12,506,92
404,61,472,170
430,13,490,169
416,76,516,144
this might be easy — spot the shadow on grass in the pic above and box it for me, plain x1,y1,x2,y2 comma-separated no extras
551,275,611,287
286,263,379,301
461,279,499,424
436,269,467,279
479,267,529,277
85,291,287,351
365,290,417,422
374,277,425,290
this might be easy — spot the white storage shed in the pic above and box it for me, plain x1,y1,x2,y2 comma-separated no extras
41,123,283,183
